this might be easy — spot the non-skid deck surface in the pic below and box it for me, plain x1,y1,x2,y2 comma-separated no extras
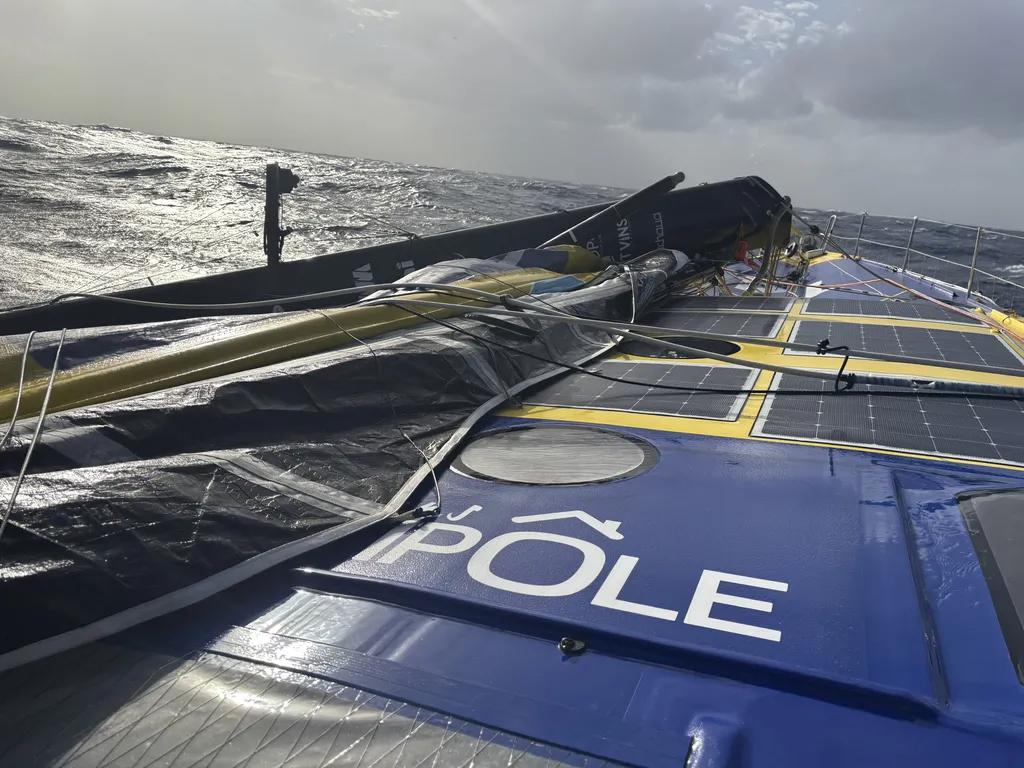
0,645,620,768
524,361,754,420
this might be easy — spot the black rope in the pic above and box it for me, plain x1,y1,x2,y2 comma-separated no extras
392,305,1021,400
815,338,855,392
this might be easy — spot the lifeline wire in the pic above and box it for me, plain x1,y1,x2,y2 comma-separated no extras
311,310,442,514
384,297,1024,398
392,304,1023,401
449,257,583,319
0,329,67,548
4,277,1021,381
0,331,37,452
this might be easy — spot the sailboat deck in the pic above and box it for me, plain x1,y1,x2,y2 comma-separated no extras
506,279,1024,471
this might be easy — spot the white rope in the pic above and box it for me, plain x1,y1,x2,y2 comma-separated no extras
375,296,1024,393
0,331,36,452
0,329,67,547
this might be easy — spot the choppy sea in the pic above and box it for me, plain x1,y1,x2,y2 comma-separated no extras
2,115,1022,311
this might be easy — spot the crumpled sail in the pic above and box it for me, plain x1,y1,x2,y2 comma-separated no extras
0,244,691,670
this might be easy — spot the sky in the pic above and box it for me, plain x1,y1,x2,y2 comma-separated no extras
1,0,1023,226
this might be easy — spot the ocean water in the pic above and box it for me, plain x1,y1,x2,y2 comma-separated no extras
2,115,1023,311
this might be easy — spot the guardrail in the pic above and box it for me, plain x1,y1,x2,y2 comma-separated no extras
824,212,1024,307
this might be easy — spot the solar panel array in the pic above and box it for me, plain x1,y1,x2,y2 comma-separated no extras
643,310,784,338
803,298,983,325
524,360,754,420
666,296,794,311
755,373,1024,465
787,320,1024,370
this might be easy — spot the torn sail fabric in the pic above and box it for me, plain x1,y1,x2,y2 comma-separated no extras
0,249,691,671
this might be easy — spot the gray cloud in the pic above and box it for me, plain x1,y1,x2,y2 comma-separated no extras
723,0,1024,137
0,0,1022,225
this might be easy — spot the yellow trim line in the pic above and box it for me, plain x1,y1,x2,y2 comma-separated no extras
0,268,595,422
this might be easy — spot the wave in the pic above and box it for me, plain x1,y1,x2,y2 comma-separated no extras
324,223,369,232
0,138,38,152
100,165,190,178
2,114,1020,310
75,123,133,133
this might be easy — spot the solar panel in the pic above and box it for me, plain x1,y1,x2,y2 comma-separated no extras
754,373,1024,465
643,310,785,338
803,298,984,325
664,296,794,311
524,361,755,420
787,321,1024,370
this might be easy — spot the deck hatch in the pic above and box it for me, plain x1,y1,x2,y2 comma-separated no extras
454,425,659,485
803,298,985,325
524,361,755,420
959,490,1024,683
754,373,1024,465
787,320,1024,370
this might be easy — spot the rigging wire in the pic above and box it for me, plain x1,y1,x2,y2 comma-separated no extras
329,202,421,240
448,257,586,319
75,192,253,295
841,252,1024,345
0,279,497,315
310,310,441,514
383,297,1024,397
0,329,67,548
0,332,37,453
5,277,1021,379
377,295,1024,381
392,304,1023,400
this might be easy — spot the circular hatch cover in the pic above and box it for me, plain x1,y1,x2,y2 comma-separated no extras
453,425,659,485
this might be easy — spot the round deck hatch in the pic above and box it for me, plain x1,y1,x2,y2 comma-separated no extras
453,425,658,485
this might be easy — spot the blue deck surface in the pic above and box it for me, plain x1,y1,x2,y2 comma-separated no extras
211,417,1024,766
25,253,1015,766
180,257,1024,764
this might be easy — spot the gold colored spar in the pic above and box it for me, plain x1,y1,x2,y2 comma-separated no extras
0,266,597,422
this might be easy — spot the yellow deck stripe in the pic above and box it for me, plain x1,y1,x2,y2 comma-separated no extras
504,293,1024,471
505,401,1023,473
0,268,596,421
794,311,998,334
807,252,846,265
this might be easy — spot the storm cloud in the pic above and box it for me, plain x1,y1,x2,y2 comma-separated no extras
1,0,1022,225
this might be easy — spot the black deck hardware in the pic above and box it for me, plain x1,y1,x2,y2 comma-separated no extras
263,163,301,267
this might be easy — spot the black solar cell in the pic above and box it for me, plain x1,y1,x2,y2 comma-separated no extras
803,298,983,325
756,373,1024,465
644,311,785,338
788,321,1024,370
525,361,754,420
664,296,794,311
